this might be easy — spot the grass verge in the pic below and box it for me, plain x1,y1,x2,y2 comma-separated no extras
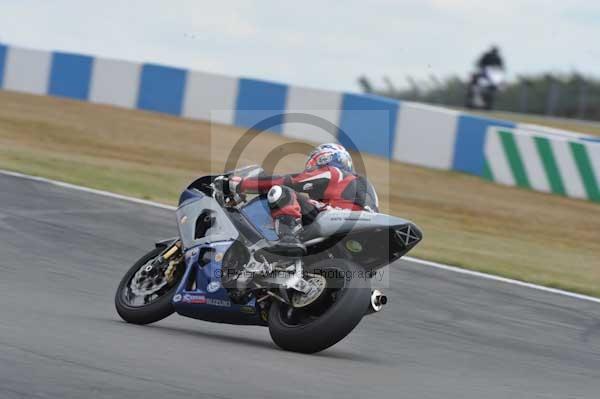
484,110,600,137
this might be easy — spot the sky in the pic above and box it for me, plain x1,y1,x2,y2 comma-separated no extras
0,0,599,92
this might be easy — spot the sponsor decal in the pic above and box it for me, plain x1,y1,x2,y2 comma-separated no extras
394,225,420,246
207,281,221,293
206,298,231,307
182,294,206,304
172,294,182,303
240,305,256,314
330,216,370,222
302,183,313,191
214,253,224,262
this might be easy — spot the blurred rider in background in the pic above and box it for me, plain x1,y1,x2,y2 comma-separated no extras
477,45,504,70
467,45,506,110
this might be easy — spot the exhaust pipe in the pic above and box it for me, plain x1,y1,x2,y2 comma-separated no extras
366,289,387,315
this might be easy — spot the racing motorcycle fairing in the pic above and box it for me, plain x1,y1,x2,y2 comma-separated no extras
171,239,267,326
171,188,266,325
168,166,422,326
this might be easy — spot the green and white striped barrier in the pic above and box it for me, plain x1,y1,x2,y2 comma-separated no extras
484,127,600,203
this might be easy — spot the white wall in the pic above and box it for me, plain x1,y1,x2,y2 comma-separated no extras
283,86,342,144
89,57,141,109
183,70,237,125
393,102,458,170
3,47,51,95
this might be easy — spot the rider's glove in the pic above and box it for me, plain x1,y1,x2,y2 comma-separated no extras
213,175,229,194
214,175,242,195
214,175,244,205
229,176,242,194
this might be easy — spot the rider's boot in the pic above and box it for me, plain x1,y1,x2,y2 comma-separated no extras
271,215,306,257
266,185,307,258
244,214,306,277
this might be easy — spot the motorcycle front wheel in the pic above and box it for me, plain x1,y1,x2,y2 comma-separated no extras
115,247,182,325
268,258,371,354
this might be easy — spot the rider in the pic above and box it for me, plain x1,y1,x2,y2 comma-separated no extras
224,143,379,256
477,45,504,70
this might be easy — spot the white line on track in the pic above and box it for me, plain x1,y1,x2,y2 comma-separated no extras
0,169,177,211
404,257,600,304
2,168,599,305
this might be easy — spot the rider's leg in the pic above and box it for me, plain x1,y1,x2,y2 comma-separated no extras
267,185,309,256
298,196,319,226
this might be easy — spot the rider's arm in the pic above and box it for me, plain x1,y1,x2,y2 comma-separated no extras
237,175,291,194
236,167,333,194
286,167,334,193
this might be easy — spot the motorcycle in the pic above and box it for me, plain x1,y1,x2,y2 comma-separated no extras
115,165,422,353
466,66,506,110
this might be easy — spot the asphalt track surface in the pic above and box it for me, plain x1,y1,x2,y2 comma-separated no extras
1,173,600,399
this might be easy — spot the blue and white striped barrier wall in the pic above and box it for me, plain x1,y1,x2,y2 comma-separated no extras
0,43,598,203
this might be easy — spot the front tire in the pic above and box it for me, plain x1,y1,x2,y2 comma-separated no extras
115,247,180,325
268,259,370,353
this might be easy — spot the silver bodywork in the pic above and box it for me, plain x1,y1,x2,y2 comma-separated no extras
301,209,412,241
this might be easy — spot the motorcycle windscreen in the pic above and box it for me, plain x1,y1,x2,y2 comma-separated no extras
176,196,239,249
240,196,278,241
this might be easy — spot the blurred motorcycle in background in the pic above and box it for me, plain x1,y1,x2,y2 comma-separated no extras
466,65,506,110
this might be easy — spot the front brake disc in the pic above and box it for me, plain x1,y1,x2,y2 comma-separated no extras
130,259,168,297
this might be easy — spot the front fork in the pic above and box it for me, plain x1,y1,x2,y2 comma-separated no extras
159,240,181,261
154,240,182,284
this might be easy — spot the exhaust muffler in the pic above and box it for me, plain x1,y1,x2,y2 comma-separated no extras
366,289,387,315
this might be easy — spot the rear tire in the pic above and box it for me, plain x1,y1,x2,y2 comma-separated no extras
115,247,179,325
268,259,370,353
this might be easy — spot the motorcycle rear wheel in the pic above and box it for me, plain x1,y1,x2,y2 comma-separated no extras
268,259,370,354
